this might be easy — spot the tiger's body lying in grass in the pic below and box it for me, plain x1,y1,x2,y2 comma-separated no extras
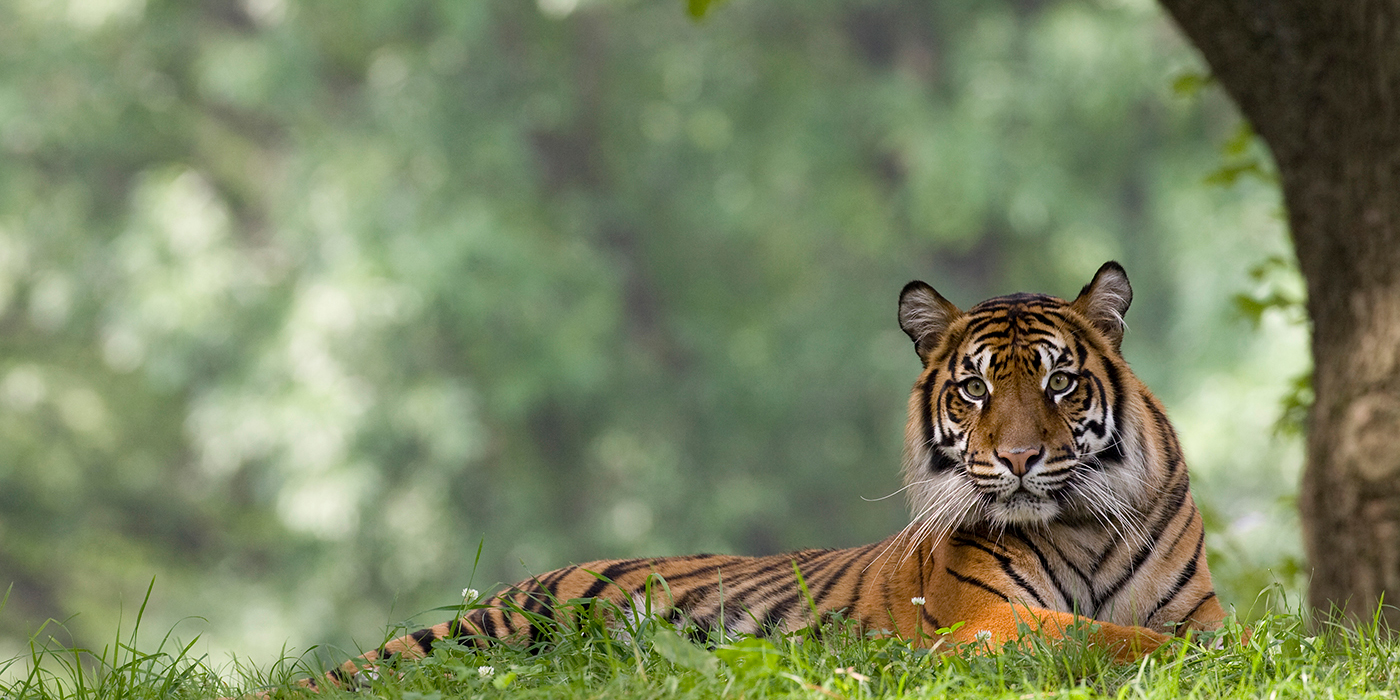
315,262,1224,688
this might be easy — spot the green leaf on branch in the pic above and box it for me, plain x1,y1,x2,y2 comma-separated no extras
1206,120,1277,186
1170,70,1214,97
1275,372,1314,437
686,0,729,19
1235,254,1306,327
1223,121,1255,157
1205,160,1275,186
1234,254,1312,437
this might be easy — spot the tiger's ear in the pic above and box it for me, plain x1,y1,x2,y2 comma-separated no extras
899,281,963,364
1071,261,1133,351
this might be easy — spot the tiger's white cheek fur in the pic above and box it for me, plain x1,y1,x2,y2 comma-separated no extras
1099,427,1155,507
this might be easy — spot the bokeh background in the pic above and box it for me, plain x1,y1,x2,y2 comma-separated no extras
0,0,1306,671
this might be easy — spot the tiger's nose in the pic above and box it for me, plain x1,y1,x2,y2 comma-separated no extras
995,446,1044,476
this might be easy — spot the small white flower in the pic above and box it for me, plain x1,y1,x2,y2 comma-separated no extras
477,665,495,677
974,630,993,643
911,597,926,606
463,588,480,601
834,667,871,682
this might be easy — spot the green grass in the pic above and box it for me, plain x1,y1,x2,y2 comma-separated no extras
4,592,1400,699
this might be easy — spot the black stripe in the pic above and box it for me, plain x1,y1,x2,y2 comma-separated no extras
759,606,789,636
1093,476,1189,588
650,561,728,586
1176,591,1217,635
1101,348,1125,445
527,567,573,604
497,608,520,638
944,340,963,372
330,666,354,687
672,583,715,613
763,593,801,633
461,609,491,644
721,597,745,633
525,612,546,649
964,317,1007,336
879,569,894,622
1145,400,1185,475
1016,309,1059,327
1041,536,1091,589
921,377,949,471
1145,400,1180,469
1099,429,1125,464
970,329,1013,343
701,559,800,611
921,607,943,632
969,292,1056,311
1011,531,1074,611
1159,504,1198,558
949,537,1048,608
848,542,879,611
811,541,882,612
946,567,1009,602
687,614,719,643
696,552,815,603
949,535,1004,555
578,559,657,600
808,550,865,606
746,552,823,583
930,448,959,473
1143,529,1205,624
750,548,859,628
478,609,501,640
519,568,569,618
1072,336,1089,365
411,628,436,655
915,536,928,594
516,574,565,647
1084,374,1110,440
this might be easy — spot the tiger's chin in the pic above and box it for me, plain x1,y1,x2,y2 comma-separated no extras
986,494,1061,526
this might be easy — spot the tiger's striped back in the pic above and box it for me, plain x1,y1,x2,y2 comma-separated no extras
315,262,1225,689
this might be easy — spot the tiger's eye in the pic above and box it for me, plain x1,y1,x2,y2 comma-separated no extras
963,378,988,398
1048,372,1071,392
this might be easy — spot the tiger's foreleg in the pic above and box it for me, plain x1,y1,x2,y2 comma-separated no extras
936,604,1170,662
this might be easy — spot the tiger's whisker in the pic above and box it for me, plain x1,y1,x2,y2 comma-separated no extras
863,478,937,502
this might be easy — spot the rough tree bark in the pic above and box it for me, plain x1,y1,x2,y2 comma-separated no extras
1156,1,1400,626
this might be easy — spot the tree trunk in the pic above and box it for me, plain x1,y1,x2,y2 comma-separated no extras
1156,0,1400,627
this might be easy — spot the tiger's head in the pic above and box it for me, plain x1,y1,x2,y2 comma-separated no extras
897,262,1159,533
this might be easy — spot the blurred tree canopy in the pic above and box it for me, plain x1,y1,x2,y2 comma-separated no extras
0,0,1300,664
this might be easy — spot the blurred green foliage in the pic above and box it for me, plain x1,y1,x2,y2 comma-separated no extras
686,0,730,19
1234,255,1310,437
0,0,1303,666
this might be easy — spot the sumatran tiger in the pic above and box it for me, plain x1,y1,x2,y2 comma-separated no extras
312,261,1225,688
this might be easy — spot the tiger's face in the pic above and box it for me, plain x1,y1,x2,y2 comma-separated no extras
898,262,1147,532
